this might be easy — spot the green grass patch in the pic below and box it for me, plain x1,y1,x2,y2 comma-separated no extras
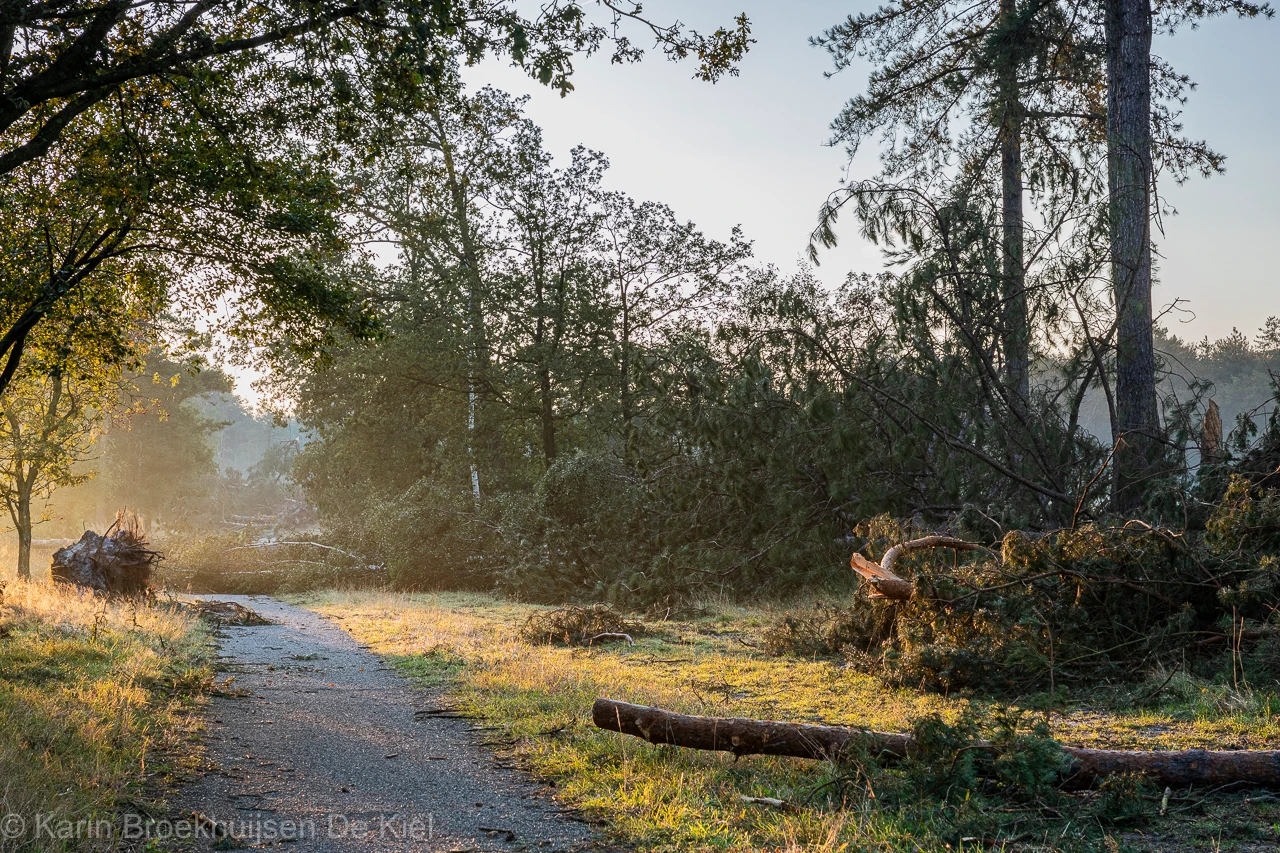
295,590,1280,852
0,580,211,852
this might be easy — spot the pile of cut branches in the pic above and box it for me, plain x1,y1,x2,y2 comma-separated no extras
520,604,643,646
770,491,1280,693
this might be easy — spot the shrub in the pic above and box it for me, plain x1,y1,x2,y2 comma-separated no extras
497,454,651,602
518,604,644,645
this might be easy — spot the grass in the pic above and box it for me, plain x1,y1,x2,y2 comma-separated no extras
293,589,1280,853
0,578,211,853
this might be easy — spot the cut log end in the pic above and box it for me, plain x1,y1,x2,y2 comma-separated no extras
850,536,986,601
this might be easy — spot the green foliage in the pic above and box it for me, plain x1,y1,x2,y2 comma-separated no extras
757,516,1280,695
1206,474,1280,555
496,455,649,602
761,605,887,658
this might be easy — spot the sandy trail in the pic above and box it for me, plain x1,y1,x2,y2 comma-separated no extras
176,595,606,852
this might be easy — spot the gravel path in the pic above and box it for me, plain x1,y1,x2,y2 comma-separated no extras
175,595,607,852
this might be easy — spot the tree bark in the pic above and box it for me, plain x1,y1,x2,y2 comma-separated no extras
15,475,32,580
1106,0,1160,512
1201,399,1223,465
999,0,1030,407
593,699,1280,789
593,697,913,761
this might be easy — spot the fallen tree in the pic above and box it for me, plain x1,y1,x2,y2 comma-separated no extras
592,698,1280,789
51,512,160,595
849,536,984,600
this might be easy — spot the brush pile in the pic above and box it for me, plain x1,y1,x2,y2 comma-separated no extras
766,480,1280,693
519,603,643,645
51,512,161,595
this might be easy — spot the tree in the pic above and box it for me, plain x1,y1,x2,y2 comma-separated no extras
597,193,751,464
0,0,752,396
0,1,750,179
1103,0,1270,511
96,351,233,533
0,67,378,402
0,290,147,579
811,0,1105,408
1104,0,1159,509
492,137,613,468
815,0,1272,516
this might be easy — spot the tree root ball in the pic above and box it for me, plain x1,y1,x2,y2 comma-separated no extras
51,513,160,595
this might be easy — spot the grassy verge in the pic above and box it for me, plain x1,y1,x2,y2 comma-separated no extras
295,590,1280,853
0,580,211,853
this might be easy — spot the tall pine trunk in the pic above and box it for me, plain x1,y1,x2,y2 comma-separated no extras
1106,0,1160,512
999,0,1030,409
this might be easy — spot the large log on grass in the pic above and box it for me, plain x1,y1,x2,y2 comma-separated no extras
593,699,1280,789
592,697,913,761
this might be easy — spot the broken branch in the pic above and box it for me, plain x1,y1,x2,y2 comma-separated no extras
850,536,985,601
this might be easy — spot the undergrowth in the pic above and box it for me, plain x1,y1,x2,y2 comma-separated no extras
760,494,1280,695
158,529,387,594
519,603,644,645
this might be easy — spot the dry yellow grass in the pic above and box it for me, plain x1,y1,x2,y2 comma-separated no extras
0,579,210,852
295,590,1280,852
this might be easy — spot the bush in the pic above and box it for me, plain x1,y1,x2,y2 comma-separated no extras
497,454,651,602
518,604,643,645
761,604,890,658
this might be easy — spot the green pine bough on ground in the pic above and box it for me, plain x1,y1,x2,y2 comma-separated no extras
0,580,211,852
299,590,1280,853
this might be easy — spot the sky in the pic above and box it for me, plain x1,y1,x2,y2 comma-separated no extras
466,0,1280,346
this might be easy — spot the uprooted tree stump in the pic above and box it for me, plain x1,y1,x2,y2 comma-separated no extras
592,698,1280,789
850,536,985,601
51,512,161,595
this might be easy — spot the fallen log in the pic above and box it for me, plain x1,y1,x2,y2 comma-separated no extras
592,698,1280,789
850,536,984,601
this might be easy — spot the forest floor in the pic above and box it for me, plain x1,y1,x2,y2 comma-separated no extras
292,589,1280,853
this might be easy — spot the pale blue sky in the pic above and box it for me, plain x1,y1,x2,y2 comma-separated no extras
473,0,1279,344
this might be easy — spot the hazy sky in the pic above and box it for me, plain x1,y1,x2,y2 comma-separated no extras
471,0,1279,345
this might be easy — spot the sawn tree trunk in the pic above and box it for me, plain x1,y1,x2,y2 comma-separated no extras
593,698,1280,789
